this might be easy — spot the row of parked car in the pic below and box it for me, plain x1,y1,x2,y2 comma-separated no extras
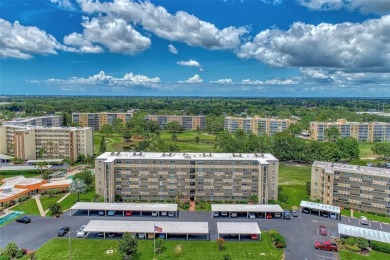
214,210,299,219
97,210,175,217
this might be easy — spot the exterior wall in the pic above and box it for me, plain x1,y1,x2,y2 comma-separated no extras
144,115,206,131
0,127,6,154
95,153,278,203
72,113,133,130
310,120,390,142
224,116,295,136
2,116,62,127
311,162,390,216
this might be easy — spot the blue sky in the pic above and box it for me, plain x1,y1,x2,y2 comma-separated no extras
0,0,389,97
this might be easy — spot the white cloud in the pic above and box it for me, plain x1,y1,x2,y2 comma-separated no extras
0,19,64,59
76,0,247,50
238,15,390,71
241,78,298,85
177,59,201,67
168,44,178,54
178,74,203,83
63,16,151,54
50,0,75,10
210,78,233,84
297,0,390,15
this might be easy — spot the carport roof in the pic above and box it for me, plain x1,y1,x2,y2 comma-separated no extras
217,222,261,235
83,220,209,234
338,223,390,243
70,202,177,212
211,204,283,213
300,201,340,214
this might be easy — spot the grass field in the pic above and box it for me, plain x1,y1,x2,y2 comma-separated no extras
11,199,40,216
59,190,96,211
32,233,283,260
94,133,126,154
341,209,390,224
160,131,216,152
339,250,390,260
40,194,65,211
358,142,376,159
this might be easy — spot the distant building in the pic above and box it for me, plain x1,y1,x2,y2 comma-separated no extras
144,115,206,131
0,125,93,163
72,112,133,130
95,152,279,203
224,116,296,136
2,115,62,127
311,161,390,216
310,119,390,142
356,111,390,117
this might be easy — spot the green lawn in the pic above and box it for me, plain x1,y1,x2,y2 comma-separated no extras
341,209,390,224
339,250,390,260
358,142,376,159
59,190,96,211
195,201,212,211
279,184,308,209
0,172,41,179
94,133,126,154
33,233,283,260
160,131,216,152
11,199,40,216
40,194,65,211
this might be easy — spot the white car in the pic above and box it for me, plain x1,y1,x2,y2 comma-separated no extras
138,233,145,239
168,211,175,217
213,212,219,217
249,213,256,219
161,211,168,216
360,216,369,225
152,211,158,217
76,225,87,238
329,212,337,220
221,212,228,217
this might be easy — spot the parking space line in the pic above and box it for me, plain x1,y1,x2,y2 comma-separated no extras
348,217,350,224
380,222,382,230
369,221,372,228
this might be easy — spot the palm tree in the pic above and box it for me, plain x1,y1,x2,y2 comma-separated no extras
70,179,87,202
35,161,48,175
38,147,45,159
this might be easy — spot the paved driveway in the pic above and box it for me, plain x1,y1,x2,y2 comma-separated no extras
1,210,389,260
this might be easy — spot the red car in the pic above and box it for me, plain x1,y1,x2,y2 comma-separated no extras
319,225,327,236
250,234,258,240
266,213,272,219
314,241,338,251
125,211,132,216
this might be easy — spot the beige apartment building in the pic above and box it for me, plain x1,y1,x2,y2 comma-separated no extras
0,125,93,163
311,161,390,216
72,112,133,130
144,115,206,131
95,152,279,203
310,119,390,142
2,115,62,127
224,116,295,136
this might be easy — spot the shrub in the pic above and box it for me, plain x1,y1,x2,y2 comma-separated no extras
269,230,286,248
346,237,356,246
216,238,225,251
0,255,11,260
47,190,60,197
174,244,183,255
345,244,361,252
356,237,369,250
222,254,232,260
15,250,24,258
370,240,390,254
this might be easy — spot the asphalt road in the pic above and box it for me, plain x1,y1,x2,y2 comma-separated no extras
1,210,389,260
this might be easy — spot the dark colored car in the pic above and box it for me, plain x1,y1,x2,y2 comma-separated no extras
283,211,291,219
319,225,327,236
302,207,310,214
98,211,105,216
290,210,298,217
58,226,70,237
16,216,31,224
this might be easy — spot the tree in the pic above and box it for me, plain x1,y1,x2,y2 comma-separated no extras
73,169,93,186
146,120,160,134
49,203,62,216
46,141,54,155
371,143,390,159
70,179,87,202
99,137,107,154
112,118,125,134
85,155,95,166
305,181,311,197
62,113,68,126
123,130,132,142
76,154,86,163
118,232,138,260
171,133,177,142
131,125,144,139
100,124,113,137
155,238,165,254
249,194,258,203
38,147,45,159
325,127,340,142
356,237,369,250
336,137,359,161
4,242,18,258
195,135,200,143
35,161,48,175
222,254,232,260
216,238,225,251
166,121,183,133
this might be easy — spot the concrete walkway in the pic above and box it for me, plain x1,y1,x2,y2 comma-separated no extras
33,195,45,217
43,192,71,215
189,201,196,211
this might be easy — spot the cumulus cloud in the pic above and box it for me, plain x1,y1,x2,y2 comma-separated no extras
76,0,247,50
210,78,233,84
168,44,178,54
178,74,203,83
50,0,76,10
241,78,298,85
238,15,390,71
63,16,151,54
177,59,201,67
297,0,390,15
0,18,64,59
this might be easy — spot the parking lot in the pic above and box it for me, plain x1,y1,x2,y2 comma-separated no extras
1,210,389,260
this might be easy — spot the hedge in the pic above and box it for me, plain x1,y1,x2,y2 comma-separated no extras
370,240,390,254
269,230,286,248
0,170,40,175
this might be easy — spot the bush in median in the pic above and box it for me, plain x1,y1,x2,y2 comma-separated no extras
370,240,390,254
269,230,286,248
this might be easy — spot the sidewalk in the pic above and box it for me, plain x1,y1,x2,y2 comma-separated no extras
43,192,71,215
32,195,45,217
189,201,196,211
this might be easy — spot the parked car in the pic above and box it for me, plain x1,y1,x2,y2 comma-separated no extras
159,234,166,239
329,213,337,220
138,233,145,239
77,225,87,238
151,211,158,217
274,212,281,218
168,211,175,217
125,211,132,216
107,210,116,216
161,211,168,216
98,211,105,216
250,234,258,240
290,210,298,217
302,207,310,214
16,216,31,224
314,241,338,251
221,212,228,217
97,232,104,237
107,233,115,238
319,225,327,236
282,211,291,219
360,216,369,225
266,213,272,219
230,212,238,218
321,211,329,217
213,212,219,217
58,226,70,237
256,212,264,218
249,212,256,219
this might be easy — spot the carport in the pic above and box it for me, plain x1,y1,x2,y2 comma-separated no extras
217,222,261,241
338,223,390,243
83,220,209,240
211,204,284,218
300,201,341,220
69,202,178,217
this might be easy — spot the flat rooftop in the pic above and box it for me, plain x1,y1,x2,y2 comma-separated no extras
217,222,261,235
40,179,72,188
70,202,178,212
0,154,14,160
97,152,278,162
300,201,340,214
0,188,28,201
83,220,209,234
2,115,59,123
0,165,47,171
2,125,91,131
26,159,64,164
312,121,390,125
338,223,390,243
211,204,284,213
225,116,292,121
313,161,390,178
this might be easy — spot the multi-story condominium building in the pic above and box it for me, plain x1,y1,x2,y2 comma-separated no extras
2,115,62,127
95,152,279,203
144,115,206,131
72,112,133,130
0,125,93,163
310,119,390,142
224,116,295,136
311,161,390,216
